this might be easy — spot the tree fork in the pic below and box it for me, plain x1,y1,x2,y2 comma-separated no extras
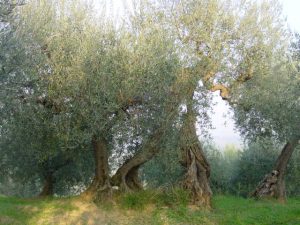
111,166,143,192
250,138,299,201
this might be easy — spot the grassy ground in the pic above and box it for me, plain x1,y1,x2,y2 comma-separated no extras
0,192,299,225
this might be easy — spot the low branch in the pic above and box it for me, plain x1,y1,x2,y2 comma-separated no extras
210,84,230,100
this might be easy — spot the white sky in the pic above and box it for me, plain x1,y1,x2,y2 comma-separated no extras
210,0,300,150
93,0,300,149
281,0,300,32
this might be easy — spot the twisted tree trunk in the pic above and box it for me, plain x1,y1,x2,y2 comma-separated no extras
81,136,111,200
180,107,212,208
250,138,299,202
111,130,162,191
111,102,181,191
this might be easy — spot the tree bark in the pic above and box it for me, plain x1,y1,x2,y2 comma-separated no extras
111,96,181,192
250,138,299,201
81,136,111,200
124,165,143,190
180,107,212,208
111,130,162,191
39,173,54,197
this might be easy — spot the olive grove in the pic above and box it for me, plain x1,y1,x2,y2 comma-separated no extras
0,0,297,209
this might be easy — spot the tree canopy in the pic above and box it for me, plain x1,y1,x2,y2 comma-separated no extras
0,0,298,207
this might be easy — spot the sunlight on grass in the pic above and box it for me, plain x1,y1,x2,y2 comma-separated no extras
0,194,300,225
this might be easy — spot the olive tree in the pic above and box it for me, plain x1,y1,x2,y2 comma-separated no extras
5,0,184,201
145,0,289,207
232,45,300,201
1,0,290,208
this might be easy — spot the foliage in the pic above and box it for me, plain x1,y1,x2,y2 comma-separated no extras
203,143,240,194
142,136,300,198
232,33,300,142
200,139,300,197
233,138,300,197
141,128,183,188
0,0,180,195
0,0,297,208
232,138,281,196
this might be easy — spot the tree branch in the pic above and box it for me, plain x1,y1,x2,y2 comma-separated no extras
210,84,230,100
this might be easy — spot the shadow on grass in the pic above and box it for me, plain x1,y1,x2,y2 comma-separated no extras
0,196,86,225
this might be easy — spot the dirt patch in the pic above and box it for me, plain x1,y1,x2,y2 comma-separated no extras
32,199,136,225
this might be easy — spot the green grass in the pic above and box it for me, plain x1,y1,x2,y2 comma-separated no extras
120,188,189,210
0,195,77,225
210,196,300,225
0,193,299,225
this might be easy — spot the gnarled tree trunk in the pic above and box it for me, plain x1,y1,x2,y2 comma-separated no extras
180,108,212,208
81,136,111,200
111,97,181,192
250,138,299,202
111,130,162,192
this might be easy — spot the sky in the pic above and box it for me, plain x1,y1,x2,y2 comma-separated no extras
93,0,300,149
210,0,300,150
281,0,300,32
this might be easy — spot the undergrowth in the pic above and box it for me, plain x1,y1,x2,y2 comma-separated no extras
120,188,189,210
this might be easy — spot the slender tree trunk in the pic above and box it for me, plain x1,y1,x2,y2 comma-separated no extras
81,136,111,200
250,138,299,201
180,109,212,207
39,173,54,197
